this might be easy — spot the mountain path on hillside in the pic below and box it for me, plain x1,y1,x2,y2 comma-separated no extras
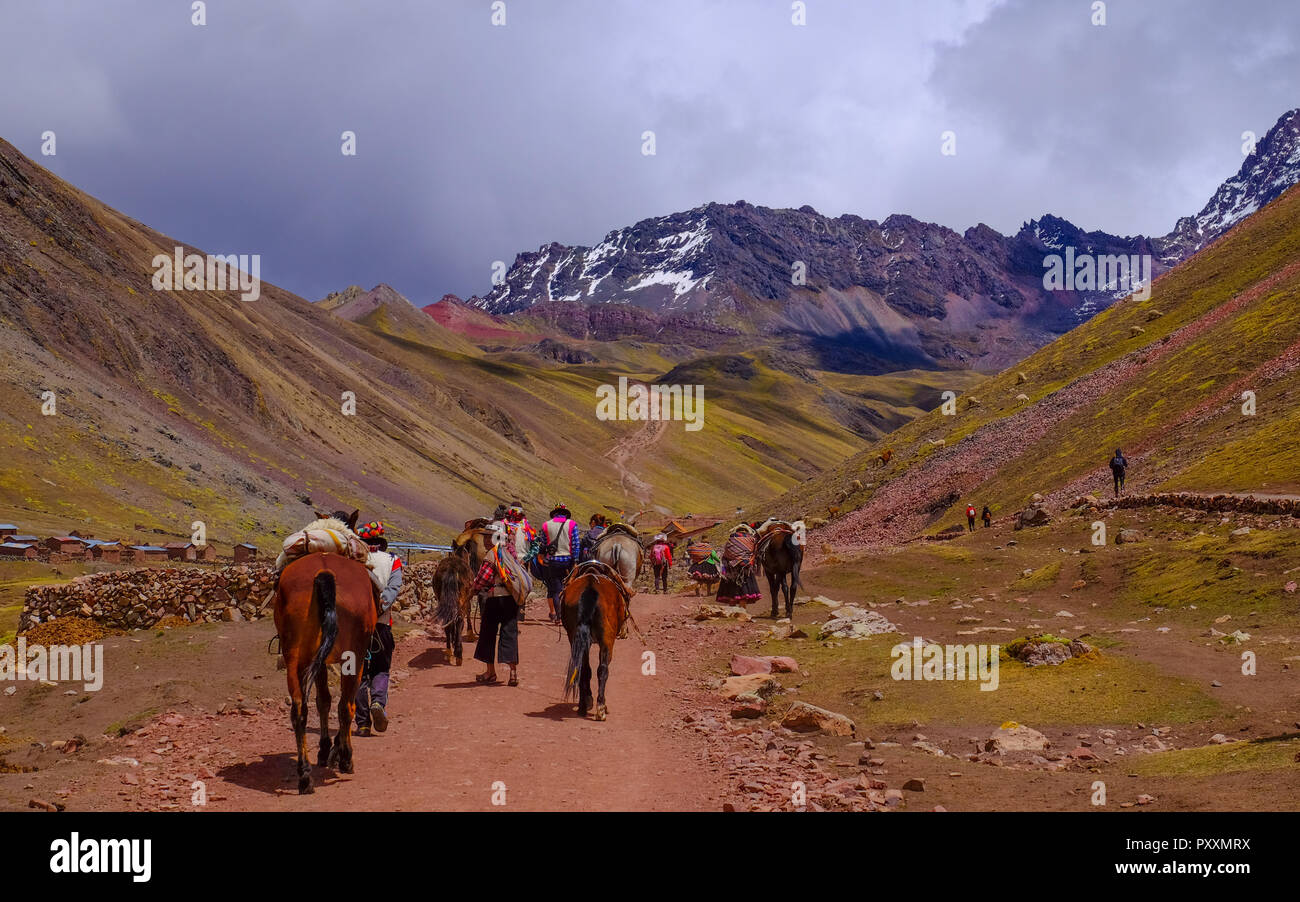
822,258,1300,550
604,418,669,506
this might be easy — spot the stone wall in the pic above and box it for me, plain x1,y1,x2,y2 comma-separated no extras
19,559,441,632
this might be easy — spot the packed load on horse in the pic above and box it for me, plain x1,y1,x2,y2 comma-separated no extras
717,524,761,605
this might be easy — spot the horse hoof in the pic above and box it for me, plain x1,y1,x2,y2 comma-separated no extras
454,656,462,666
340,757,354,775
299,778,314,795
326,744,341,768
595,706,608,722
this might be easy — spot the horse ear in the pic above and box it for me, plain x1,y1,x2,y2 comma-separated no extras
347,510,360,530
314,511,328,521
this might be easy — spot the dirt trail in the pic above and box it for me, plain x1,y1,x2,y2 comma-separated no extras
51,592,721,812
604,418,669,506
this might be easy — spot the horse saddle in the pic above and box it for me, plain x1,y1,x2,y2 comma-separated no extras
600,522,641,542
570,559,636,603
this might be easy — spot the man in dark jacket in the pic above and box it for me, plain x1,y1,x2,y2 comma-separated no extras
1109,449,1128,497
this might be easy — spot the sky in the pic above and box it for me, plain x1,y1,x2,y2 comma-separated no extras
0,0,1296,304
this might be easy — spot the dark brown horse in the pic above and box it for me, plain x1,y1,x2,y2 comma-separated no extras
758,524,804,620
561,562,629,721
431,553,473,666
273,511,376,794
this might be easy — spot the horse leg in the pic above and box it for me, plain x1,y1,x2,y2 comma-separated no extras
287,661,313,794
767,571,780,619
315,666,332,765
595,642,612,721
452,616,463,666
335,669,358,774
578,652,593,717
784,571,795,620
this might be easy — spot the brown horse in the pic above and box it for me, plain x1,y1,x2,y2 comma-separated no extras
452,518,496,638
561,562,629,721
273,521,376,794
877,448,893,467
431,553,473,665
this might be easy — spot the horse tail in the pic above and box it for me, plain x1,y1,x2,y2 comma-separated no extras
303,570,339,700
563,580,598,701
435,564,462,628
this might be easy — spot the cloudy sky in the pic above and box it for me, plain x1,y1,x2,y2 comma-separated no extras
1,0,1296,303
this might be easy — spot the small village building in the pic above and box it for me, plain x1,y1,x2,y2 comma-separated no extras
164,542,195,562
194,543,217,562
89,541,123,563
131,545,169,563
9,535,39,544
0,543,37,560
45,536,87,555
0,524,17,539
233,543,258,563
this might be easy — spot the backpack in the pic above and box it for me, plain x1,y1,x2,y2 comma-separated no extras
652,543,670,565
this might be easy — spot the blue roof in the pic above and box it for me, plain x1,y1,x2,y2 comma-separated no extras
0,524,17,529
0,542,34,550
131,545,167,551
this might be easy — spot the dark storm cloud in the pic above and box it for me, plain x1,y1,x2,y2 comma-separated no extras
0,0,1295,304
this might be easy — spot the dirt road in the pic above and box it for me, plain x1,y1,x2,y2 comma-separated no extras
19,591,723,812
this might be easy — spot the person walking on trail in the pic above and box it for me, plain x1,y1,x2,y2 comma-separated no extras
1109,448,1128,497
981,505,992,528
469,544,521,686
539,503,580,623
966,503,977,532
649,533,674,593
355,521,402,736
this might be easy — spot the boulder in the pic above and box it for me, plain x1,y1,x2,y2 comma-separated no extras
730,655,772,676
719,674,781,700
1013,504,1052,530
1115,529,1142,544
730,693,767,719
985,724,1050,754
819,607,899,640
781,701,856,737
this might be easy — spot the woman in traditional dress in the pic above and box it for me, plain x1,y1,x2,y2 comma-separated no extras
716,524,761,605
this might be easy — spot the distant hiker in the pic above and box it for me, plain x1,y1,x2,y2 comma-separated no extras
580,513,607,563
966,503,977,532
539,503,580,622
649,533,674,593
469,543,521,686
355,521,402,736
981,505,992,528
1109,449,1128,497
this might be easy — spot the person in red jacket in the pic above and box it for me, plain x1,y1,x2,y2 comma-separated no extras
966,503,977,532
649,533,674,593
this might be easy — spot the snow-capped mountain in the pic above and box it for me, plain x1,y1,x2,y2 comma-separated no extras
465,107,1300,371
1155,108,1300,263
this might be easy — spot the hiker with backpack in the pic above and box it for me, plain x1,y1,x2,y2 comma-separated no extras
649,533,674,593
539,503,580,623
966,503,977,532
355,521,402,735
1109,449,1128,497
981,505,992,528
